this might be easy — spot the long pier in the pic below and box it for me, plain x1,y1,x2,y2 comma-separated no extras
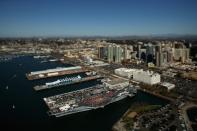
26,68,88,80
33,75,103,91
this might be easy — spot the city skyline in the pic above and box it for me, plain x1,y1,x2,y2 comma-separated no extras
0,0,197,37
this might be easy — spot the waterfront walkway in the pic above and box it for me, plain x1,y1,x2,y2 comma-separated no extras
138,88,174,102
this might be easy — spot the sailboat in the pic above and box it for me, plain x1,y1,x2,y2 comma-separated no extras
6,86,8,90
12,105,15,109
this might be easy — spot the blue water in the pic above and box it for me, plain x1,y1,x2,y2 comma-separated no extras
0,56,169,131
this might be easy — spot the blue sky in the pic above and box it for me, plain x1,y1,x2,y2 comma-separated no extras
0,0,197,37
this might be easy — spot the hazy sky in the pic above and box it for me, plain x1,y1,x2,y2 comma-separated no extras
0,0,197,37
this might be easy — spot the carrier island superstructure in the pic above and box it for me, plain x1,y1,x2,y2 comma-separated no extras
44,79,137,117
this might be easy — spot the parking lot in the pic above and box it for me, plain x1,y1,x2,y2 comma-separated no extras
137,104,187,131
162,75,197,99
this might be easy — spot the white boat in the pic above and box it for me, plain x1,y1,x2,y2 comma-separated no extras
6,86,8,90
12,105,15,109
45,75,81,87
49,59,58,62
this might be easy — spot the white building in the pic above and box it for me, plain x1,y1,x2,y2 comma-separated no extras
103,79,129,90
133,70,161,85
160,82,175,91
114,68,143,78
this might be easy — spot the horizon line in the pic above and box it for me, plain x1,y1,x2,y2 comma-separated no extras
1,34,197,39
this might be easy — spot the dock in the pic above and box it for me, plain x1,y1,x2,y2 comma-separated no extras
33,75,103,91
26,66,88,80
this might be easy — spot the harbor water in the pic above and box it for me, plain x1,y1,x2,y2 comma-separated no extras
0,56,169,131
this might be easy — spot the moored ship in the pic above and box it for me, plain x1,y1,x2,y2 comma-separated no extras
33,75,103,91
44,84,137,117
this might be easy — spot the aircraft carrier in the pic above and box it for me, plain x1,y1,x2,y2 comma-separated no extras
44,84,137,117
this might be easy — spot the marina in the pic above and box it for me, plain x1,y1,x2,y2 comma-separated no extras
26,66,88,80
33,75,103,91
44,84,137,117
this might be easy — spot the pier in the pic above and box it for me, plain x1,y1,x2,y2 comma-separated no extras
33,75,103,91
26,66,88,80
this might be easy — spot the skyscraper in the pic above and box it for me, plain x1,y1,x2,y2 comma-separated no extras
146,43,154,63
107,45,114,63
123,45,128,60
167,51,173,63
155,43,163,67
98,46,107,60
107,44,123,63
138,44,141,59
114,45,122,63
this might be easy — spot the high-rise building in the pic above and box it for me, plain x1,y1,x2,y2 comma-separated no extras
167,51,173,63
107,44,123,63
173,48,190,63
146,43,155,63
123,45,132,60
162,51,168,64
98,46,107,60
128,45,133,52
146,43,154,55
123,45,128,60
156,52,160,67
114,45,122,63
185,48,190,61
107,45,113,62
159,52,163,66
155,44,162,67
138,44,141,59
173,48,182,61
